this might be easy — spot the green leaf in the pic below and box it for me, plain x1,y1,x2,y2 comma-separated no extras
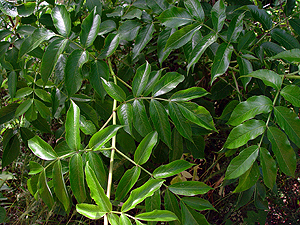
169,181,213,196
101,78,126,102
86,152,107,189
227,13,244,42
115,166,141,201
120,214,132,225
150,99,172,148
157,7,193,28
164,189,181,223
34,89,52,103
74,102,99,128
8,71,17,98
237,30,256,51
211,43,233,84
260,147,277,189
144,70,163,97
188,33,217,72
134,131,158,165
19,28,55,59
270,49,300,63
76,203,106,219
211,0,226,32
98,20,116,36
242,69,282,90
65,49,88,97
177,102,216,131
80,115,97,135
261,42,284,57
69,154,86,203
248,5,272,30
34,99,50,119
15,87,33,99
108,213,119,225
98,33,120,59
227,95,272,126
122,8,142,20
181,197,216,211
29,161,43,175
132,61,151,97
51,5,71,37
223,120,266,149
0,0,17,17
15,99,33,117
237,57,252,90
153,159,194,179
184,0,204,22
157,28,174,65
80,8,100,47
117,103,134,135
38,170,54,209
218,100,239,121
85,162,112,211
225,145,259,180
267,126,296,177
121,179,164,212
274,106,300,148
30,114,51,133
89,60,109,100
2,134,20,167
136,210,178,222
0,103,19,125
170,87,208,102
281,85,300,107
146,0,168,14
89,125,123,150
41,37,68,84
132,23,154,60
28,136,57,160
65,100,81,150
165,23,202,51
54,141,75,157
181,202,209,225
289,18,300,36
233,162,259,193
53,160,70,212
271,28,300,50
168,102,192,141
118,20,141,41
133,99,152,137
152,72,184,97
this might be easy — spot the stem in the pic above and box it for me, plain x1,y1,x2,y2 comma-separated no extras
258,77,283,148
114,147,153,177
232,71,242,102
105,58,118,225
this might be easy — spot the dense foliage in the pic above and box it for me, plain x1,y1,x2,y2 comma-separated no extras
0,0,300,224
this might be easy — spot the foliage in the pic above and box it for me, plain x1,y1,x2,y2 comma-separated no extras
0,0,299,224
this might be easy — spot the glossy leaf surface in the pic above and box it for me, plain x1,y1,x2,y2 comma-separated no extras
281,85,300,107
133,99,152,137
65,101,81,151
85,162,112,211
89,125,123,150
116,166,141,201
136,210,178,221
225,145,259,180
51,5,71,37
152,72,184,97
228,95,272,126
274,106,300,148
121,179,164,212
260,147,277,189
169,181,213,196
28,136,57,160
134,131,158,165
69,154,86,203
267,126,296,177
153,160,194,179
223,120,266,149
76,203,106,219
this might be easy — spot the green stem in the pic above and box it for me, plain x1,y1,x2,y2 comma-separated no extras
257,77,283,148
105,58,118,225
114,147,153,177
232,71,242,102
